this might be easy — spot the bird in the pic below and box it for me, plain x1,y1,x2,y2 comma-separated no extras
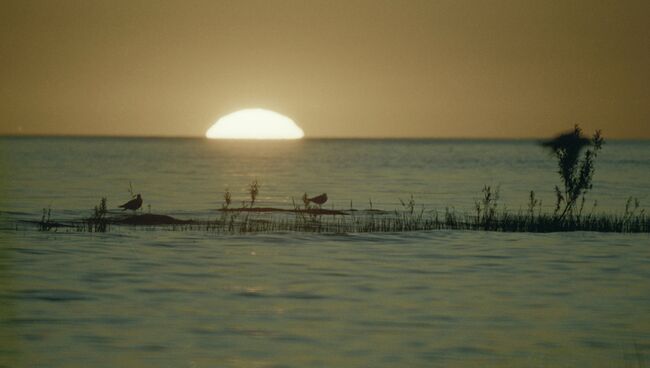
307,193,328,206
119,194,143,212
541,131,590,152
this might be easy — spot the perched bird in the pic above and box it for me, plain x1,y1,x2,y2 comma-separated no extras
307,193,328,206
541,129,591,152
119,194,143,212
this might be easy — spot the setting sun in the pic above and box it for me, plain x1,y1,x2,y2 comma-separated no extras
206,109,304,140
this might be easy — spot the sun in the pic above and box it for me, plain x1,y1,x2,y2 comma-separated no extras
206,109,304,140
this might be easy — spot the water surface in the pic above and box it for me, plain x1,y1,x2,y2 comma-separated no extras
0,138,649,367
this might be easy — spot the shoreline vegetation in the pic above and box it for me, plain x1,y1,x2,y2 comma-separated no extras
32,190,649,234
30,126,650,234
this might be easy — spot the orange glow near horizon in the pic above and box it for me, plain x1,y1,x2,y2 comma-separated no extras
1,2,649,139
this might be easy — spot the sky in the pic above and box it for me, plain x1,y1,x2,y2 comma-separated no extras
1,0,648,139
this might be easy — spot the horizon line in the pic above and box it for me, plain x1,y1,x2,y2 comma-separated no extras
1,133,649,141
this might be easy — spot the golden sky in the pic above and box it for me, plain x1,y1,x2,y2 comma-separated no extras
1,0,648,138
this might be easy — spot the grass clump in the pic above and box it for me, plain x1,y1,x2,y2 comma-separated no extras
33,190,649,234
542,125,604,220
474,185,500,230
85,197,109,232
38,207,53,231
248,179,260,207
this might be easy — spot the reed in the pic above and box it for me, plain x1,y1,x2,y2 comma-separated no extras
66,195,650,234
85,197,109,232
34,189,650,234
37,206,650,234
543,125,604,220
38,206,53,231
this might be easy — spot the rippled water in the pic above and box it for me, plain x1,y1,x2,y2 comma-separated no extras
1,137,649,220
1,138,649,367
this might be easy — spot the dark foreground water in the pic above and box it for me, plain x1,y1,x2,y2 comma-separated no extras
0,137,649,367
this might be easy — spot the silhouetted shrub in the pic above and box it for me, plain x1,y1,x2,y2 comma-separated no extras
542,125,603,220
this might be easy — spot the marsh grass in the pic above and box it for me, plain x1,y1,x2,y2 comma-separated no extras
35,206,650,234
36,193,649,234
38,206,53,231
84,197,109,232
543,125,604,220
158,207,649,234
33,178,649,234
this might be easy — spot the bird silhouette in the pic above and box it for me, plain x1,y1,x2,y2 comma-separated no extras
119,194,143,212
307,193,328,206
541,129,590,152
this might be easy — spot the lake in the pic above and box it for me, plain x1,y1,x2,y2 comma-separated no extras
0,137,649,367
